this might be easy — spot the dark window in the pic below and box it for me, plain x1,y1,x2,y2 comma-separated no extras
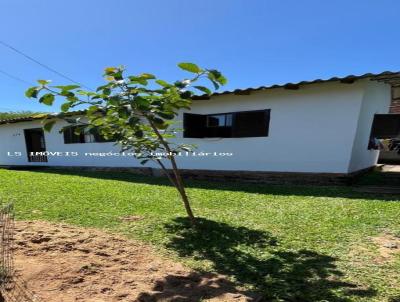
370,114,400,139
63,126,114,144
183,114,206,138
233,110,270,137
63,126,85,144
183,109,270,138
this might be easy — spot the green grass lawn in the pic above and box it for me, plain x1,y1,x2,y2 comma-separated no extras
1,168,399,301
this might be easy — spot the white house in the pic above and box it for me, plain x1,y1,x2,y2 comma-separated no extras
1,71,400,184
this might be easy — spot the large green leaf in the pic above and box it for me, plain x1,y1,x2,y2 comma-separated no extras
193,86,212,95
135,97,150,109
96,84,111,92
103,88,111,96
140,73,156,79
155,80,171,87
60,102,71,112
128,76,148,85
92,118,104,126
207,76,220,90
157,112,175,120
53,85,80,91
178,62,201,73
39,94,55,106
108,96,120,106
104,67,118,75
43,120,56,132
216,74,227,85
208,69,227,86
87,105,98,115
25,87,39,98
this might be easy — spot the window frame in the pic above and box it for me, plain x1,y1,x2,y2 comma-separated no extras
183,109,271,139
63,126,85,144
63,125,115,144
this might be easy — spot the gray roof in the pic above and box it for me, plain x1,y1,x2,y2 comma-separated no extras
193,70,400,99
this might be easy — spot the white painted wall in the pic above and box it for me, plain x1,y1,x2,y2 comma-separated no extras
0,80,391,173
175,81,365,173
0,123,32,166
348,81,391,172
0,119,140,168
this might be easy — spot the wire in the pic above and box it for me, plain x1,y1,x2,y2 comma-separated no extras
0,69,32,112
0,69,40,112
0,68,32,85
0,40,92,90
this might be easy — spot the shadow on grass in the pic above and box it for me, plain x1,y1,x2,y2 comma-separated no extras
137,271,258,302
18,168,400,201
137,217,375,302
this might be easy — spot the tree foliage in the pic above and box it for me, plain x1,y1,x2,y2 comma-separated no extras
26,63,226,225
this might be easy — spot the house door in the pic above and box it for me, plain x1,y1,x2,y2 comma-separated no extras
24,128,48,162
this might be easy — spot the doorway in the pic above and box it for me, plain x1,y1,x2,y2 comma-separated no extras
24,128,48,163
369,114,400,164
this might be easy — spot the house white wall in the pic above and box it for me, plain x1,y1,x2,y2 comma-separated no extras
348,81,391,172
0,120,135,168
175,81,365,173
0,79,391,174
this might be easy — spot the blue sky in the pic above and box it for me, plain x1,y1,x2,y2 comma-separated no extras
0,0,399,112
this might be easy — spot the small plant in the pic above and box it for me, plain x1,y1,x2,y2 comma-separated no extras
25,63,227,226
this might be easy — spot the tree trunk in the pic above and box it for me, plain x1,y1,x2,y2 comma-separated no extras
155,158,196,226
146,117,196,226
169,162,196,226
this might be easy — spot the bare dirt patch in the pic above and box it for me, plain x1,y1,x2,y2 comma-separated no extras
13,221,256,302
371,233,400,263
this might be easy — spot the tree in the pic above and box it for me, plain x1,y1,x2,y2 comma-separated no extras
25,63,226,226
